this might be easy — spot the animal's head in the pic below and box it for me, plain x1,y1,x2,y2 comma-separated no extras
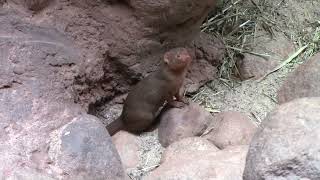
163,48,192,71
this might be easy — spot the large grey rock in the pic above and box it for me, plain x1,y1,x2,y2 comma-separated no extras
278,53,320,104
49,115,125,180
244,97,320,180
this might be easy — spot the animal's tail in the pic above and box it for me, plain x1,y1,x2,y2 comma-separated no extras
106,117,124,136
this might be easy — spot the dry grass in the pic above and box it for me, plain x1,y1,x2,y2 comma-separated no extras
202,0,277,80
194,0,320,111
202,0,320,80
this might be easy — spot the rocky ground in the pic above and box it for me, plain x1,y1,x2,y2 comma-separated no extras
1,0,320,179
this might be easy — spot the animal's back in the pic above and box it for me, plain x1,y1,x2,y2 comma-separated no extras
121,70,170,131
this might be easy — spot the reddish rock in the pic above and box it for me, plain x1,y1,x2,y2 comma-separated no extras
161,137,219,163
244,98,320,180
237,29,295,79
158,103,213,147
112,131,140,169
13,0,223,108
145,145,248,180
277,53,320,104
184,58,218,94
0,10,125,180
203,111,258,149
193,32,225,66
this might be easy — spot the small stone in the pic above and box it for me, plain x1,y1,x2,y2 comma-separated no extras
13,66,25,75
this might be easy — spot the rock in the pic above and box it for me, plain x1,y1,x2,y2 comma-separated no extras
237,28,295,80
112,131,140,169
161,137,219,163
193,32,225,66
184,58,218,94
145,145,248,180
277,53,320,104
49,115,125,180
203,111,258,149
2,167,56,180
6,0,223,108
127,0,216,28
0,101,126,180
243,97,320,180
158,103,213,147
0,11,125,180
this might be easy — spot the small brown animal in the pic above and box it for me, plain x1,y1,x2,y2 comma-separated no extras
107,47,192,136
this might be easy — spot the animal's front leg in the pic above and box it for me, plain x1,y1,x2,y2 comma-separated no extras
166,94,185,108
174,88,189,105
167,90,189,108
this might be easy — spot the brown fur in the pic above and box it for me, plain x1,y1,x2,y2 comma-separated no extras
107,47,192,135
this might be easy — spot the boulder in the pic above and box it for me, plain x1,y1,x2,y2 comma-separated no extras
158,103,212,147
243,97,320,180
4,0,223,108
0,101,126,180
49,115,125,180
203,111,258,149
236,28,295,80
193,32,225,66
145,145,248,180
161,137,219,163
112,131,140,169
0,10,125,180
278,53,320,104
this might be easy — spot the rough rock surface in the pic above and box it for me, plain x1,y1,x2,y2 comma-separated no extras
145,145,248,180
243,97,320,180
112,130,140,169
161,137,219,163
203,111,258,149
237,28,295,80
158,103,213,147
7,0,222,108
0,9,124,180
277,53,320,104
